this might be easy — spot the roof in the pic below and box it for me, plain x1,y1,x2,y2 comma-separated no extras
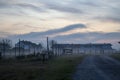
52,43,112,48
16,40,42,48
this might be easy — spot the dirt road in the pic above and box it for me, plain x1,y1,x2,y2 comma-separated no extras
72,55,120,80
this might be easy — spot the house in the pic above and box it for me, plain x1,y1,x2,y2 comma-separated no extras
15,40,43,55
52,43,115,55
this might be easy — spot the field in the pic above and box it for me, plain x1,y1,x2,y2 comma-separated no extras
0,55,84,80
110,53,120,61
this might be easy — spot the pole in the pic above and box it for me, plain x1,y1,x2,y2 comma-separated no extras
47,37,49,55
3,39,5,57
15,44,16,57
29,45,30,54
118,42,120,53
19,39,21,56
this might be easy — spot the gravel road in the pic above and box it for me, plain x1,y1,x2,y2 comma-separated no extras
72,55,120,80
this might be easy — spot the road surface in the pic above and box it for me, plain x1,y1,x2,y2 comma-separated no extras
72,55,120,80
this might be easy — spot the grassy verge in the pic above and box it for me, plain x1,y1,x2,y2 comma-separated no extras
0,55,84,80
42,55,84,80
0,62,45,80
110,53,120,61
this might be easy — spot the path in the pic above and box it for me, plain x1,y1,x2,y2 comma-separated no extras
72,55,120,80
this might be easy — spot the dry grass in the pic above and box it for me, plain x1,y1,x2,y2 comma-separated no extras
0,61,45,80
110,53,120,61
0,55,84,80
42,55,84,80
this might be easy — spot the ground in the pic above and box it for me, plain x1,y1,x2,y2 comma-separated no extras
0,55,84,80
0,54,120,80
72,55,120,80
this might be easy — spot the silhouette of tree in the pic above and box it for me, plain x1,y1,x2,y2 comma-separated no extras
0,39,12,57
49,40,57,50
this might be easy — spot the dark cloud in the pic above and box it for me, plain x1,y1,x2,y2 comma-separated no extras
0,2,46,16
82,2,99,7
108,8,120,23
9,23,120,44
0,2,8,8
13,23,41,29
0,0,120,49
93,3,120,23
72,0,100,7
16,3,46,13
0,32,13,37
8,23,87,41
39,0,99,14
0,2,12,9
96,17,120,23
52,32,120,50
55,23,87,32
1,0,120,22
12,23,87,38
8,29,120,49
0,2,25,16
45,3,83,13
53,32,120,42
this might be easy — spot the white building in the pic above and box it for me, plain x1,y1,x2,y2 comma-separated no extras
15,40,43,55
52,43,115,55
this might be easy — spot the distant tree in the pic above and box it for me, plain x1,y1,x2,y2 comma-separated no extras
50,40,57,47
49,40,57,50
38,43,43,53
0,39,12,57
15,40,44,56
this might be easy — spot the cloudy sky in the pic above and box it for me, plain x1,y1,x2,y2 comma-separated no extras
0,0,120,49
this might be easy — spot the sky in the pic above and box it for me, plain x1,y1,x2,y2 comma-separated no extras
0,0,120,49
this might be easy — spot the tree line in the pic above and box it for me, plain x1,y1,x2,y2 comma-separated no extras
0,38,57,60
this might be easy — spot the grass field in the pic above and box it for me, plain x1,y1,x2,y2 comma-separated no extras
110,53,120,61
0,55,84,80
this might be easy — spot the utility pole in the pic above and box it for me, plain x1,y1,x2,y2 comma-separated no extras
118,42,120,53
34,47,36,56
29,44,30,55
47,37,49,55
23,43,25,56
2,39,5,57
15,44,16,57
19,39,21,56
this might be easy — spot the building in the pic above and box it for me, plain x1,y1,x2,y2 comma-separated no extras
15,40,43,54
52,43,114,55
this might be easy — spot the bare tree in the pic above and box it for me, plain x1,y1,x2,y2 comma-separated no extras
38,43,43,53
49,40,57,50
0,39,12,57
